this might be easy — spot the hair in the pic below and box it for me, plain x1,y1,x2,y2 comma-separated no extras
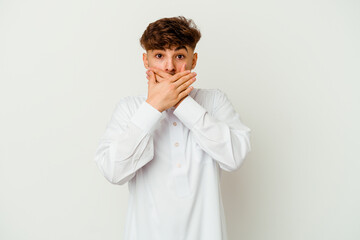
140,16,201,51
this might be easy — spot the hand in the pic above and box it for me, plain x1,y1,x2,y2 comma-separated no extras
145,64,197,112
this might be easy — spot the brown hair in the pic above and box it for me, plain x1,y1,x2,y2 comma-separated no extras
140,16,201,51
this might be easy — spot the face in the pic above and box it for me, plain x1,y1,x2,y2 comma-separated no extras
143,45,198,77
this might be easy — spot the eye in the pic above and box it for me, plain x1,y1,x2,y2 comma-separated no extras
176,54,185,60
155,54,162,58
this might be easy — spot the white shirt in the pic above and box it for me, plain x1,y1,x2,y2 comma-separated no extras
94,88,251,240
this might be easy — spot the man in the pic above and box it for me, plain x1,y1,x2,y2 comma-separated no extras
94,16,251,240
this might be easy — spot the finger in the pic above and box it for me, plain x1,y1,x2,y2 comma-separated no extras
178,86,194,100
181,63,186,72
154,73,165,83
173,71,197,88
177,76,196,92
149,67,172,79
170,69,192,82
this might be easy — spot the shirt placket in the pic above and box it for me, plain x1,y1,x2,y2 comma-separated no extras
167,112,191,198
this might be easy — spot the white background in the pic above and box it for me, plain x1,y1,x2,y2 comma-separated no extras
0,0,359,239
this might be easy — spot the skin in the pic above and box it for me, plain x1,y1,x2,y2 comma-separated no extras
142,45,198,112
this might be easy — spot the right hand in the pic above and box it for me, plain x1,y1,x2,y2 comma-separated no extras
145,65,197,112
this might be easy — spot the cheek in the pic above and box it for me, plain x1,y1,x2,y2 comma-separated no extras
148,60,165,70
175,59,193,72
187,58,193,70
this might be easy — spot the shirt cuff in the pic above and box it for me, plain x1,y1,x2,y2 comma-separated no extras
130,101,162,133
173,96,207,129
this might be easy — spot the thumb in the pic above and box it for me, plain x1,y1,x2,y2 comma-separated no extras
147,70,156,85
181,63,186,72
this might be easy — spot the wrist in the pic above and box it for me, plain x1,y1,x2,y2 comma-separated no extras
146,99,164,112
174,96,188,109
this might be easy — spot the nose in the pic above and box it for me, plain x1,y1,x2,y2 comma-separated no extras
164,58,175,74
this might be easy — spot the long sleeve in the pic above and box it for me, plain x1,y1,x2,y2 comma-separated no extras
94,99,162,185
173,89,251,172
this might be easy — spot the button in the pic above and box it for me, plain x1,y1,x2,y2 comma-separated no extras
177,163,181,168
173,122,177,126
174,142,179,147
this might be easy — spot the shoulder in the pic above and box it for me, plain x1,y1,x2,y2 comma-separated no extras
191,88,226,99
113,94,147,119
190,88,227,102
191,88,228,114
116,94,146,107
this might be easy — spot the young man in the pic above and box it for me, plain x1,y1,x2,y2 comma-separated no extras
94,16,251,240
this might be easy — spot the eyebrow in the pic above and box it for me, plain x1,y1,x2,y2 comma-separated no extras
152,46,188,52
175,46,188,52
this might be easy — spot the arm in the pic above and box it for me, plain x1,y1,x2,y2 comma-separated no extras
95,66,195,185
94,99,162,185
173,89,251,172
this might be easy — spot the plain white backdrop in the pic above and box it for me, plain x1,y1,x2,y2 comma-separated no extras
0,0,359,239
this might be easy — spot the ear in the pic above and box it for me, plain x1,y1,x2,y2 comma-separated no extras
143,53,149,69
191,52,198,70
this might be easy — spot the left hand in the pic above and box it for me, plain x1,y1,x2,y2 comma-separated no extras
146,64,195,109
